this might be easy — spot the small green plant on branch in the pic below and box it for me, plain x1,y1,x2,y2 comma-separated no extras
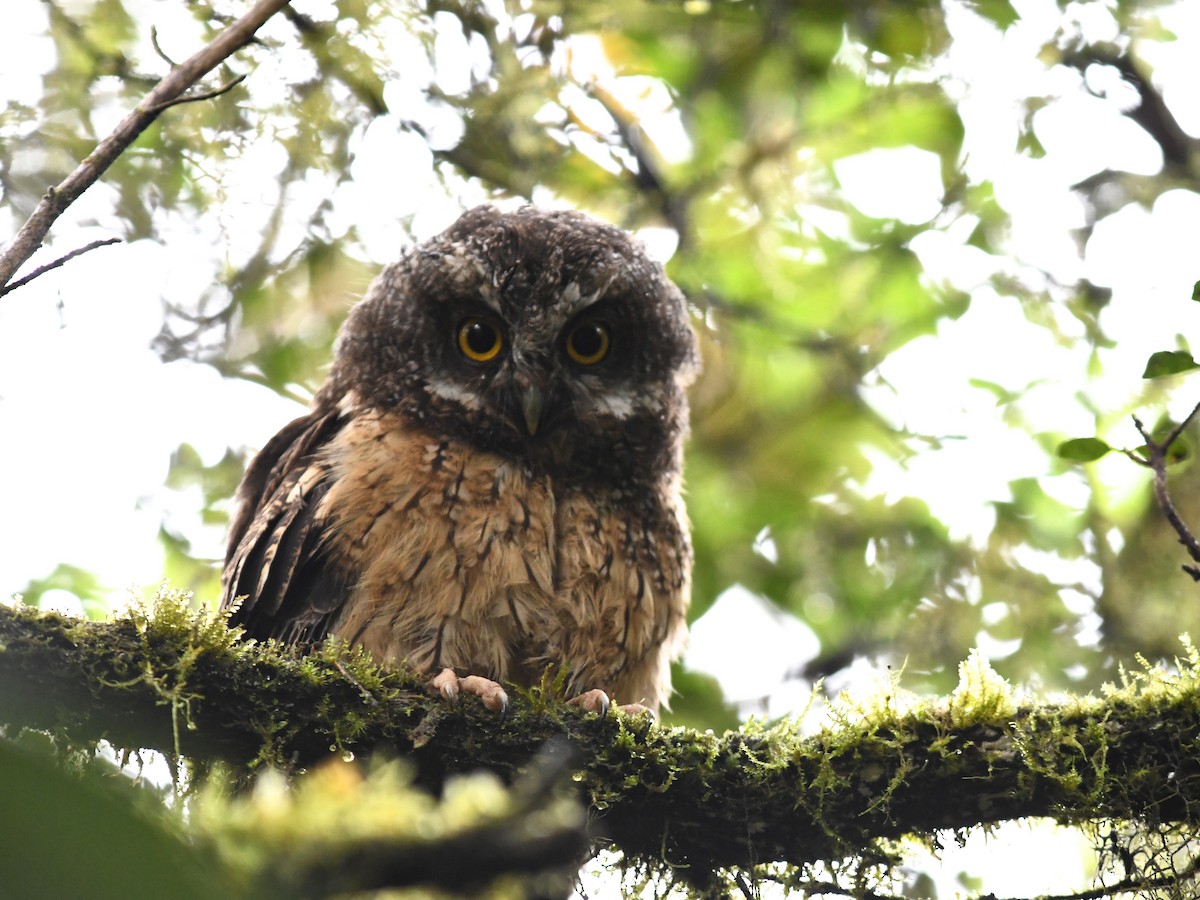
3,588,1200,897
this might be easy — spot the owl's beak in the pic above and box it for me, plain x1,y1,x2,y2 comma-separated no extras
519,384,545,436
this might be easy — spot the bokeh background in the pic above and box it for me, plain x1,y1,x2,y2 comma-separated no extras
4,0,1200,744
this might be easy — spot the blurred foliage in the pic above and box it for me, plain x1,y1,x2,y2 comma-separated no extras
0,736,237,900
158,442,248,602
6,0,1200,736
18,562,110,618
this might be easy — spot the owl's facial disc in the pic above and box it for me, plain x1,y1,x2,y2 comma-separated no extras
441,309,603,440
509,318,612,437
328,206,697,483
427,315,548,439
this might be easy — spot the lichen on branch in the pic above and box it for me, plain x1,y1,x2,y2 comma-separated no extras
1,589,1199,893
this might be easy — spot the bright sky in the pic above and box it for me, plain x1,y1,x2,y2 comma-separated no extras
3,2,1200,892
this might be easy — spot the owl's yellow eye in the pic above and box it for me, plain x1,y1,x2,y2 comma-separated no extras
457,318,503,363
565,322,610,366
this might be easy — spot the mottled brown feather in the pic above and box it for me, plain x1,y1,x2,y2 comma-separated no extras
221,206,697,711
222,410,349,642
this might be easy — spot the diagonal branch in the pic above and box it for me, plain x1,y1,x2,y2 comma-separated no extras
0,0,294,294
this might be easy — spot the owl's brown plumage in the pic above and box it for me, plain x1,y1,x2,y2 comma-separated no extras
221,206,697,711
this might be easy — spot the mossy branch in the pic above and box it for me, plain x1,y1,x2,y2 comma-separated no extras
2,598,1199,884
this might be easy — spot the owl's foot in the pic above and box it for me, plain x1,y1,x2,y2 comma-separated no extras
430,667,508,713
568,690,655,720
615,702,655,719
568,689,610,716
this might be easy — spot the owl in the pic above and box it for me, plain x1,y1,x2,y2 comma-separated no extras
221,206,698,714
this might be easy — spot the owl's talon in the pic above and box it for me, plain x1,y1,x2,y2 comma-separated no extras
568,689,611,716
430,667,459,703
615,702,655,721
429,668,508,713
459,674,509,714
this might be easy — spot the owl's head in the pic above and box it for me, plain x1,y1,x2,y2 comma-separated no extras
324,206,698,485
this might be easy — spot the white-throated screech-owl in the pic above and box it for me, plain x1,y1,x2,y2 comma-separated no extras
221,205,698,713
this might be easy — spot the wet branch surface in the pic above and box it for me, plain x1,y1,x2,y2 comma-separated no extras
1,603,1198,876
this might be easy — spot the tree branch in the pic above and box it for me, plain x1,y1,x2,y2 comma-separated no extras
1,597,1199,889
1062,47,1195,172
141,73,248,115
0,239,121,299
0,0,294,293
1127,403,1200,580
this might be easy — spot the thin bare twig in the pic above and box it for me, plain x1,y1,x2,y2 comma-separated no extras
334,659,379,708
1126,401,1200,581
142,73,247,114
984,855,1199,900
0,0,294,294
149,26,178,68
0,238,122,298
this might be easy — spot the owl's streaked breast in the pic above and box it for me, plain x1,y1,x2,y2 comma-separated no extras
318,405,688,708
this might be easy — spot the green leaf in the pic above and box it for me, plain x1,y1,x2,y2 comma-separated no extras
1192,280,1200,301
1056,438,1111,462
1143,350,1200,379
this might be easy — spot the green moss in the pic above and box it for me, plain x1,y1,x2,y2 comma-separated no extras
948,647,1019,727
4,595,1200,896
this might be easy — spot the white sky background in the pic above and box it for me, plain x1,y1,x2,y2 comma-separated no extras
3,1,1200,894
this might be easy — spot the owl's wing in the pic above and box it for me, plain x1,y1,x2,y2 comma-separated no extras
221,409,352,644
